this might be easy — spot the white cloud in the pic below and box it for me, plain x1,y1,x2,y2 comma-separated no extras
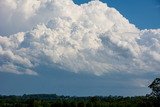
0,0,77,35
0,0,160,76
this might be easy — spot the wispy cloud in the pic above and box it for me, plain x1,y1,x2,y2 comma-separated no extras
156,5,160,8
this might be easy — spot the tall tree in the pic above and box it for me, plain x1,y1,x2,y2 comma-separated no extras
149,78,160,97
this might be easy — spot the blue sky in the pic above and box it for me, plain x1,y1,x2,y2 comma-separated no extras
0,66,154,96
0,0,160,96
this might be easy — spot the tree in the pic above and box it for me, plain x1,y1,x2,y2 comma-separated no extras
149,78,160,97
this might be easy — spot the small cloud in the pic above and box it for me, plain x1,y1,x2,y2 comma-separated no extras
133,79,150,88
155,5,160,8
24,69,38,76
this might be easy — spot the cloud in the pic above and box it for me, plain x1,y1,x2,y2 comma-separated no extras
0,0,160,76
0,0,77,35
155,5,160,9
132,78,150,88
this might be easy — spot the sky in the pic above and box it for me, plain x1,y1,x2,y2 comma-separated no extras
0,0,160,96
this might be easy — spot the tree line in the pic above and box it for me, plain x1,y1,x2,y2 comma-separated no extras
0,94,160,107
0,78,159,107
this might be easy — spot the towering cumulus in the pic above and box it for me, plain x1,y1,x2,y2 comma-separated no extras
0,0,160,75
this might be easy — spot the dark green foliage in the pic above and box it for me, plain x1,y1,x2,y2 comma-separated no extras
149,78,160,98
0,94,160,107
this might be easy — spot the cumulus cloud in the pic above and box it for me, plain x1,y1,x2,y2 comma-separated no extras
0,0,78,35
0,0,160,76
